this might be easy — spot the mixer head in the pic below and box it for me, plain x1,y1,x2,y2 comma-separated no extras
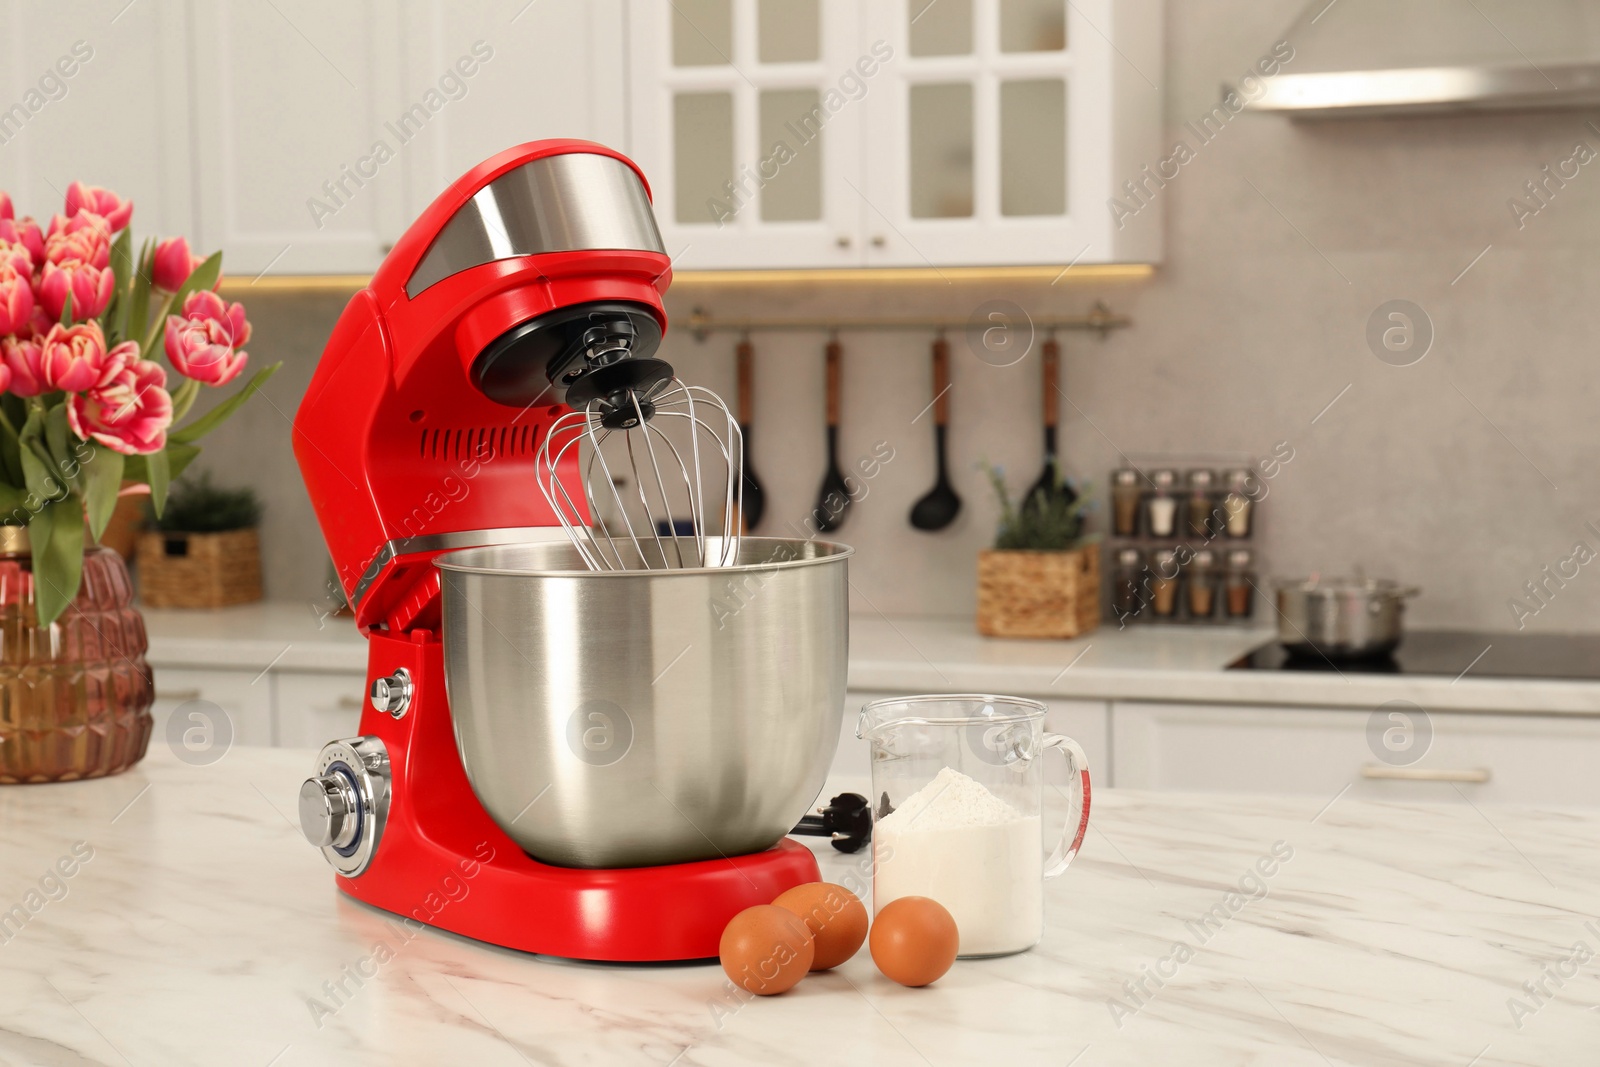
294,140,683,627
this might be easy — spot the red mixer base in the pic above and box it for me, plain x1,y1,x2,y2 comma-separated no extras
336,836,820,962
330,633,823,962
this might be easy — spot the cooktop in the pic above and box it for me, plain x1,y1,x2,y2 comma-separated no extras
1228,630,1600,681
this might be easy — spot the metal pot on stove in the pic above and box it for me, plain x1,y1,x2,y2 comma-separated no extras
1273,576,1420,659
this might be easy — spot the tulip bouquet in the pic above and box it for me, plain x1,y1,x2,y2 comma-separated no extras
0,182,278,625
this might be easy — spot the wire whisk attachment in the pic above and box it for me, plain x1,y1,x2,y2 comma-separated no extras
535,378,743,571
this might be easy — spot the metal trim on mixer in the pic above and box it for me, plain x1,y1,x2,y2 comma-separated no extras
406,153,667,297
350,527,571,607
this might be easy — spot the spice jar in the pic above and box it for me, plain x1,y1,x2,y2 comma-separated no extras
1185,469,1220,539
1144,469,1179,538
1224,549,1257,619
1149,548,1181,619
1111,547,1147,622
1222,469,1259,539
1111,468,1142,537
1186,548,1218,620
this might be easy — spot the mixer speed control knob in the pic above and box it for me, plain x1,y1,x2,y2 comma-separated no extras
369,668,413,718
299,772,360,849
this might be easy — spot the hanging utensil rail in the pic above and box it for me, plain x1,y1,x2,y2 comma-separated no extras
685,301,1131,341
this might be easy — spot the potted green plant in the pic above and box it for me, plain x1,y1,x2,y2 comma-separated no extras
976,464,1100,639
137,473,263,608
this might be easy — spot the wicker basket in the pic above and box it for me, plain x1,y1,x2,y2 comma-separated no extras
136,527,263,608
976,543,1101,639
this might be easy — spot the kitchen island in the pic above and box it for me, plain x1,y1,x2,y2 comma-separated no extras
0,745,1592,1065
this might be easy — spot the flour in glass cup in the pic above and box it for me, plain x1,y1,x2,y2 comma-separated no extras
873,766,1043,956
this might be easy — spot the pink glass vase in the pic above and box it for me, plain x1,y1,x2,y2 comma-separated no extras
0,528,154,783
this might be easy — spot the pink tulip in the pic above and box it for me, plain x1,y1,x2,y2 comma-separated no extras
37,260,114,322
0,240,31,276
20,306,51,339
184,290,250,345
0,217,45,268
63,182,132,233
36,321,111,392
0,354,12,395
163,290,250,385
44,215,110,269
0,264,35,336
2,335,46,396
151,236,203,292
0,191,11,221
68,344,171,455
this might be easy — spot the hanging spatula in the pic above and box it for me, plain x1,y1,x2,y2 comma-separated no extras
1024,335,1077,511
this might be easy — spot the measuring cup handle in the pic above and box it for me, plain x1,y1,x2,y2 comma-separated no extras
1042,733,1091,878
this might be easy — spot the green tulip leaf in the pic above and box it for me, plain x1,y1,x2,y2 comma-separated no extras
31,499,84,628
82,445,125,541
170,362,281,444
145,445,171,517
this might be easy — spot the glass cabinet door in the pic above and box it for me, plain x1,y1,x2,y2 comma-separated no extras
860,0,1159,267
629,0,867,269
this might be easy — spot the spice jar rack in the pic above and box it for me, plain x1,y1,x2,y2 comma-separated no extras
1106,461,1264,627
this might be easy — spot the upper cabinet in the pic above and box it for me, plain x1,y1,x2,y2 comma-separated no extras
3,0,1157,276
394,1,629,228
0,1,194,240
189,0,408,276
628,0,1163,270
188,0,630,276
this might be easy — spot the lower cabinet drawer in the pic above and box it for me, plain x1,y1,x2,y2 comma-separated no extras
274,671,369,749
151,668,274,753
1113,701,1600,807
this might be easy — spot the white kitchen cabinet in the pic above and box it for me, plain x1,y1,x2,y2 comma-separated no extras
150,667,273,752
273,670,369,749
628,0,866,269
628,0,1162,269
188,0,408,275
396,1,629,221
0,2,194,239
189,0,631,275
1113,701,1600,808
837,689,1109,785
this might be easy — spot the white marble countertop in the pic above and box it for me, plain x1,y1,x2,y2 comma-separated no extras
1,745,1594,1065
144,603,1600,715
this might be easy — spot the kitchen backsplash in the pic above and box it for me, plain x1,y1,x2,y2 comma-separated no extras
187,0,1600,634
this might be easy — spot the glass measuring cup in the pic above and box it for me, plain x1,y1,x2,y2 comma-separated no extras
856,694,1091,956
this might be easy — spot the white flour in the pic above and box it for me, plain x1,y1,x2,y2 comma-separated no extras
873,766,1043,956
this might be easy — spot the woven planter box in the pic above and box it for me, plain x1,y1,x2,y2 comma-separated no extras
136,528,262,609
976,543,1101,639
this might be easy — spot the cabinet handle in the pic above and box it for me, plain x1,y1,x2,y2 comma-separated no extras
1361,764,1491,784
157,688,202,702
337,696,365,711
835,235,852,249
871,234,886,248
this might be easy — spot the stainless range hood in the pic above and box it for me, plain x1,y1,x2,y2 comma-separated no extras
1235,0,1600,118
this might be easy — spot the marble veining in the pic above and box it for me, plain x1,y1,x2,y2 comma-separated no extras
0,746,1595,1065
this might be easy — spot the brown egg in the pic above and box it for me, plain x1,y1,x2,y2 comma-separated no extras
772,882,869,971
719,904,815,995
869,896,959,987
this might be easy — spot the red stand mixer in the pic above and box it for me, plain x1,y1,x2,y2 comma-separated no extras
291,140,851,961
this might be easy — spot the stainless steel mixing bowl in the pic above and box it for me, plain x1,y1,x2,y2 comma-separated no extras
435,536,851,869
